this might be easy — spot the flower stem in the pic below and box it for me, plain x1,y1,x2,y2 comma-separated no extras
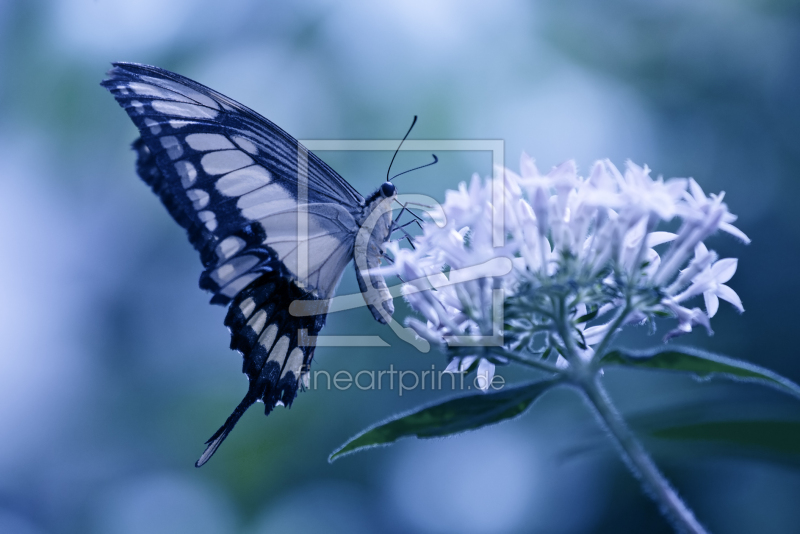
579,375,709,534
494,347,562,374
590,303,630,361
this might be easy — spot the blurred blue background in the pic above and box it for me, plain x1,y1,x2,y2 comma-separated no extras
1,1,799,533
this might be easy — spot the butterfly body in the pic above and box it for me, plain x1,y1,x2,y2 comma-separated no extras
102,63,396,466
355,185,397,324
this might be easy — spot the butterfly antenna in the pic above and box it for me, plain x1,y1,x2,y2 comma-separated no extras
387,115,418,182
390,154,438,182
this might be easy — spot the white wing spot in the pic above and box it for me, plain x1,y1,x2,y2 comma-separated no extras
185,133,234,152
215,263,234,281
238,185,295,220
175,161,197,188
130,100,144,114
216,166,272,197
198,210,217,232
247,309,267,335
186,188,210,210
169,120,191,129
116,85,129,95
220,272,260,298
216,236,246,260
232,136,258,155
212,255,259,285
159,136,183,160
144,118,161,135
239,297,256,319
201,150,253,175
281,348,304,379
151,100,218,119
259,324,279,351
267,336,290,366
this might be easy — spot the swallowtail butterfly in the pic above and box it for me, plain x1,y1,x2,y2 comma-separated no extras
102,63,399,466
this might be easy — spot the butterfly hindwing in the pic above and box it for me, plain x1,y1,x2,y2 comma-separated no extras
102,62,366,465
196,273,327,467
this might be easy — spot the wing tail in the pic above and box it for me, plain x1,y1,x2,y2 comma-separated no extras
195,273,328,466
196,392,258,467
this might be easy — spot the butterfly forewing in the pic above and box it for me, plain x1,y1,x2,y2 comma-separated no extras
102,62,368,466
103,63,363,297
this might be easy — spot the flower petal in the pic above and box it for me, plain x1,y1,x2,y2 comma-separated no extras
704,291,720,318
444,358,461,374
647,231,677,248
720,221,751,244
476,359,495,391
716,284,744,313
710,258,738,284
584,324,611,345
520,152,538,179
459,355,478,373
688,178,706,203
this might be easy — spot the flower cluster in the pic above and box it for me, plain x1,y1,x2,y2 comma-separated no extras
388,155,749,388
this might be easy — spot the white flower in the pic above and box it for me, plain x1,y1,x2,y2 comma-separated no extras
702,260,742,317
389,155,747,369
675,243,743,318
610,160,687,220
444,356,496,391
683,179,750,244
662,300,713,340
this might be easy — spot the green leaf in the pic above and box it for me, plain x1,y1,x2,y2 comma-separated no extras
601,346,800,400
574,327,587,350
652,420,800,456
575,306,600,324
329,378,560,462
575,307,599,324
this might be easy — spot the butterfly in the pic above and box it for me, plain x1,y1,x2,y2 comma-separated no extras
102,63,406,466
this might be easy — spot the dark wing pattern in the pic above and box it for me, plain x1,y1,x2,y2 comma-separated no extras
198,274,328,467
102,63,362,465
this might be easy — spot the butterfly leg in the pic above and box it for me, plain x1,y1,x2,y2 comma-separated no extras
388,201,423,235
392,219,422,232
395,226,417,249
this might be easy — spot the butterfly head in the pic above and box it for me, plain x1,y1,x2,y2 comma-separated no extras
364,180,398,207
379,181,396,198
